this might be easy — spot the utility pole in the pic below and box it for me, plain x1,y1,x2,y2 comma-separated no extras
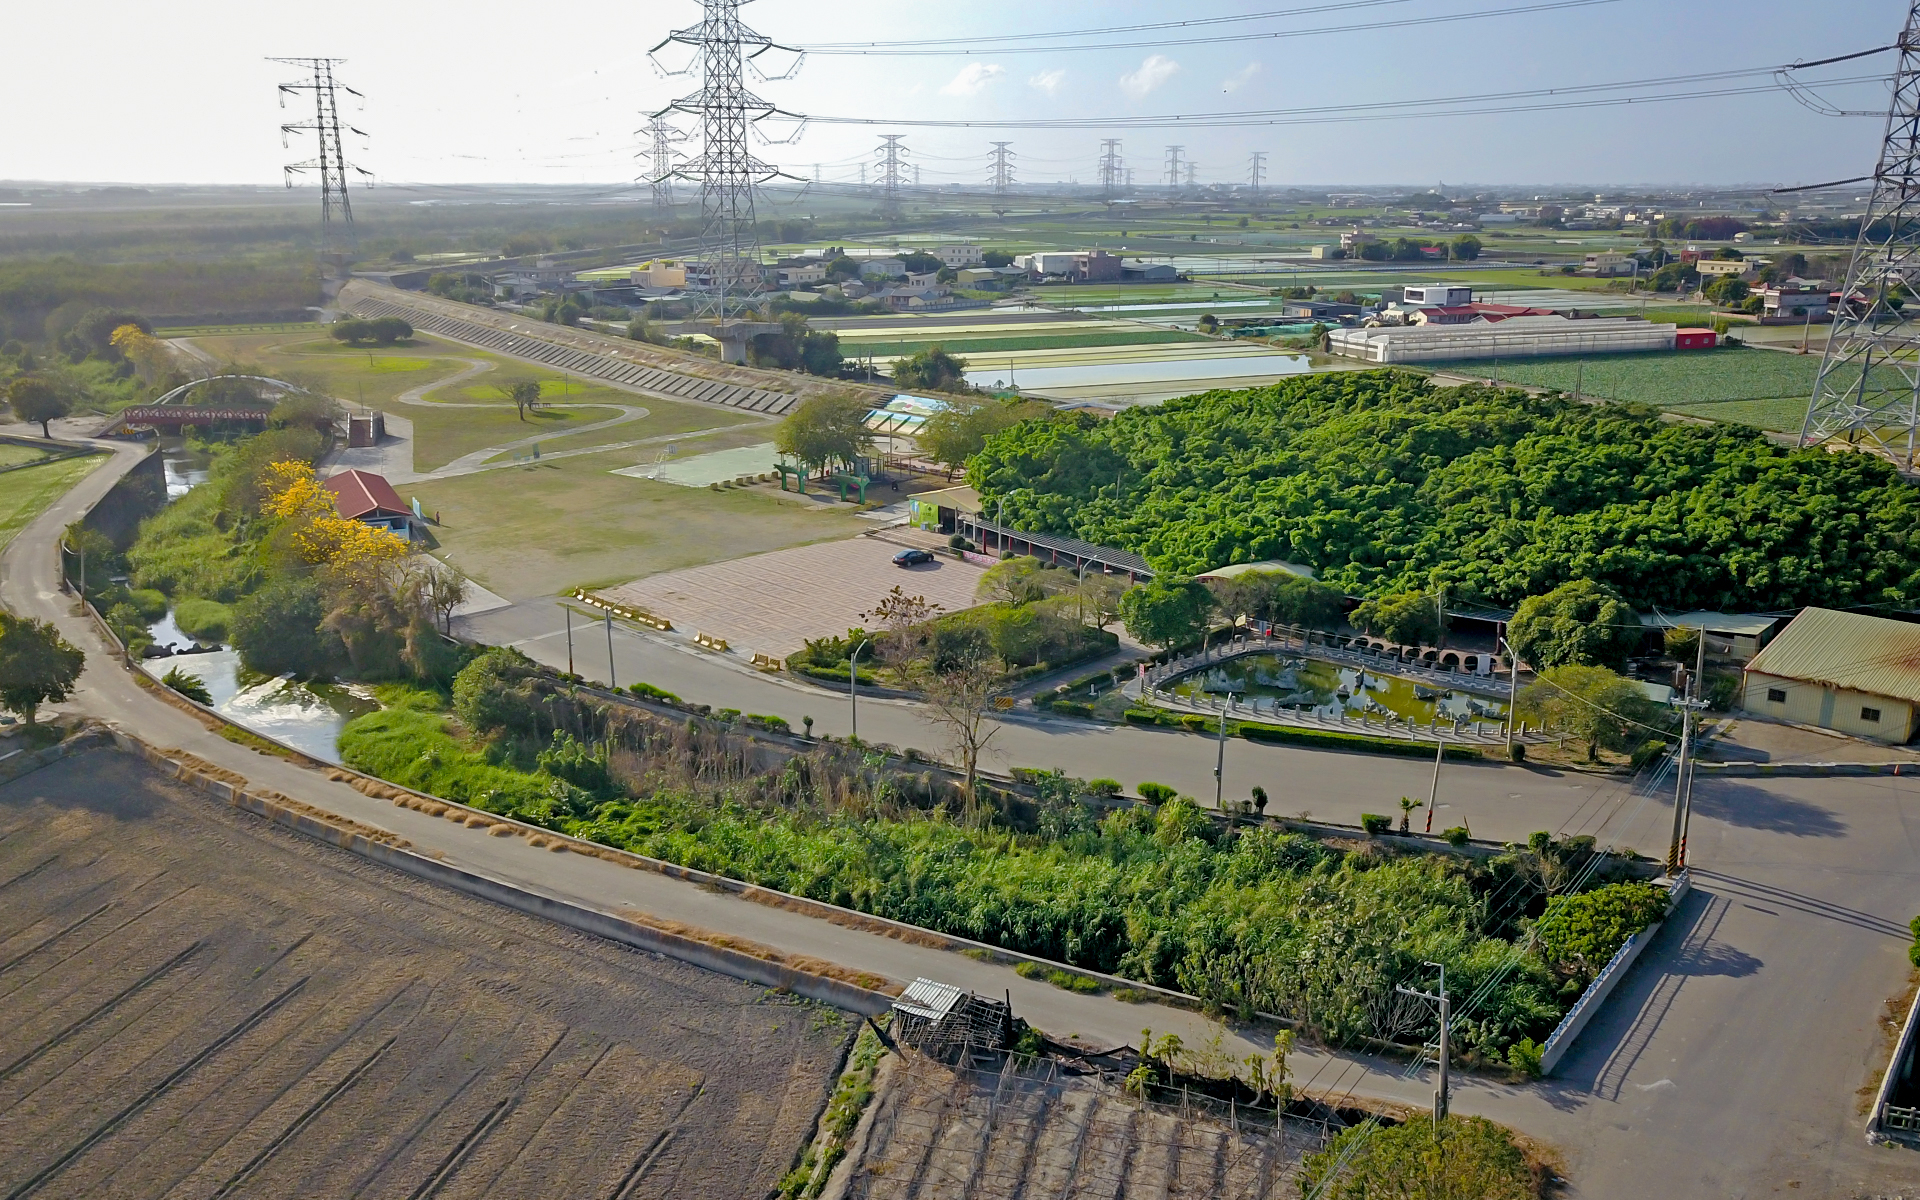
1396,963,1450,1128
271,58,371,259
1164,145,1185,190
1248,151,1267,204
649,0,800,321
565,605,574,675
1425,737,1443,833
1799,1,1920,468
1098,139,1123,200
1214,702,1229,810
604,612,617,690
1502,631,1519,755
1667,626,1709,872
849,639,871,744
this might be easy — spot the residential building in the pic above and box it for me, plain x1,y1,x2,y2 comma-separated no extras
1758,286,1830,319
1409,303,1557,326
1283,299,1367,321
858,258,906,280
323,469,414,539
933,244,985,269
629,260,687,288
777,262,828,286
1694,258,1756,281
1402,284,1473,307
1328,315,1676,363
1581,252,1633,277
1340,228,1380,252
1742,608,1920,742
1016,252,1080,276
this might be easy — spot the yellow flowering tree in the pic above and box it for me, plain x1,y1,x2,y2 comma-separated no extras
259,460,408,567
110,323,173,382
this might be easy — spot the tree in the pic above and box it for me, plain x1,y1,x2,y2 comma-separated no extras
914,622,1006,814
8,376,68,438
1704,276,1750,307
1507,579,1640,670
899,251,943,275
0,615,84,724
161,665,213,706
331,317,411,346
1534,880,1669,984
892,346,970,393
424,567,470,634
1351,591,1443,646
1300,1115,1534,1200
977,556,1058,606
497,380,542,421
1450,234,1482,261
230,575,336,678
919,396,1042,478
1518,663,1660,761
982,249,1015,268
1118,579,1214,651
775,392,874,477
1398,795,1423,833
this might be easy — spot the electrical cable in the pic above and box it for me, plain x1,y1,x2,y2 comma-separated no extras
797,0,1622,56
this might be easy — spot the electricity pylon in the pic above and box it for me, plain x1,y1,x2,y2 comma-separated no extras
1098,139,1123,199
876,135,908,213
1800,1,1920,468
641,117,686,210
1164,145,1185,190
988,142,1016,196
1249,151,1267,203
271,57,371,255
649,0,801,320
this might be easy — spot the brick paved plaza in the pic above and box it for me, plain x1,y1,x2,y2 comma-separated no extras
603,535,991,658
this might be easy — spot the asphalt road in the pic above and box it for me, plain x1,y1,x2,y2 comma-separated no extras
6,429,1919,1195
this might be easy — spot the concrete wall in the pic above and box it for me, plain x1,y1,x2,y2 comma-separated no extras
1539,872,1691,1076
1742,671,1917,742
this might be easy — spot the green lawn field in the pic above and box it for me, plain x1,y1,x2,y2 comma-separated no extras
1429,347,1823,431
0,455,102,552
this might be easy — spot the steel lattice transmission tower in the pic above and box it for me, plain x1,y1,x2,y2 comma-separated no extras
876,135,908,213
1164,145,1185,190
649,0,800,321
988,142,1016,196
1801,3,1920,467
1097,139,1124,199
271,58,371,255
641,117,687,211
1249,151,1267,203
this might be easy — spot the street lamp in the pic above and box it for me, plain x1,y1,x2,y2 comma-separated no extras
849,639,872,744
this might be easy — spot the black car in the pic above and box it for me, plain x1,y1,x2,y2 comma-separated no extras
892,548,935,567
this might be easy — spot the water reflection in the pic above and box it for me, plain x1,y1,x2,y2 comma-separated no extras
141,639,376,765
1170,654,1508,725
161,445,211,499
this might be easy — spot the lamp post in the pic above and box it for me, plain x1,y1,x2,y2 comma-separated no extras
849,639,872,744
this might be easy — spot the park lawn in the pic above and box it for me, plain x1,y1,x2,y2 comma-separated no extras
500,397,759,461
0,442,52,469
404,449,868,600
186,332,483,406
407,403,626,472
0,455,101,552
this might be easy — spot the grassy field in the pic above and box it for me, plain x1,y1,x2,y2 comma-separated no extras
1430,346,1824,431
407,448,869,599
185,330,759,471
0,442,52,468
0,454,100,551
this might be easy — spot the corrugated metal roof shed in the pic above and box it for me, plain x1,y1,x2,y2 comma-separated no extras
1640,611,1784,637
892,978,967,1022
1743,608,1920,704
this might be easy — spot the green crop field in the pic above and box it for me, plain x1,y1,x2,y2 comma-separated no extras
1430,347,1824,430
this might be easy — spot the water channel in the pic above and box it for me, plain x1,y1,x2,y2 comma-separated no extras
141,442,378,764
1169,653,1509,725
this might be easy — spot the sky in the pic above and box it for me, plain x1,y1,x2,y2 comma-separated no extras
1,0,1910,190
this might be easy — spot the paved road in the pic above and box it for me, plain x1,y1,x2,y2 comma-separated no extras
6,433,1919,1195
460,597,1633,847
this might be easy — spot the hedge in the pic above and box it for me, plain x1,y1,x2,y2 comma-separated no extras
1238,721,1484,760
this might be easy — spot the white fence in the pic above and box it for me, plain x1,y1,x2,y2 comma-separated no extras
1538,871,1692,1076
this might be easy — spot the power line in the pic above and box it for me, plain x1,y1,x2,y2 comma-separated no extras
270,57,371,256
796,0,1621,55
796,63,1887,129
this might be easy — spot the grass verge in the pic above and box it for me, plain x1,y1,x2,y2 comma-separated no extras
0,454,101,553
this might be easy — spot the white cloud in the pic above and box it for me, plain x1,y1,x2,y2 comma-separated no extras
1028,68,1067,95
941,63,1005,97
1221,63,1262,94
1119,55,1181,100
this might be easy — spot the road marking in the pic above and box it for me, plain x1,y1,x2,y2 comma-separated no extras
1633,1078,1676,1091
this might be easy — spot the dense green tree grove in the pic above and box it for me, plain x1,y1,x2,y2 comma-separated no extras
967,371,1920,611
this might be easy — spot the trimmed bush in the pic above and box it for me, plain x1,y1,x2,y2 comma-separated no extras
1301,1114,1535,1200
627,681,682,703
1239,721,1482,760
1085,778,1123,798
172,597,233,643
1137,781,1176,805
1535,880,1670,982
1360,813,1392,835
1443,825,1472,847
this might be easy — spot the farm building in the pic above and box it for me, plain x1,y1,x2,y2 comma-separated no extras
1674,328,1719,350
323,468,415,539
1328,315,1676,363
1640,610,1781,662
1741,608,1920,742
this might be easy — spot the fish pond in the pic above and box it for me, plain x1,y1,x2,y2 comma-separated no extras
1168,653,1509,725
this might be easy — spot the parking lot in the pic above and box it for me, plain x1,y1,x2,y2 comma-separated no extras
602,534,991,658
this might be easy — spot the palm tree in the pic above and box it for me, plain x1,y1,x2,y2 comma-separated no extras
1398,795,1423,834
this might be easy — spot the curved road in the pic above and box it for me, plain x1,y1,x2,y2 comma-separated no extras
4,430,1917,1196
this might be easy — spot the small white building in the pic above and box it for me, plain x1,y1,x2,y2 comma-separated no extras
777,263,828,286
1328,315,1677,364
933,244,985,269
1402,284,1473,307
1581,252,1633,277
1694,258,1754,280
858,258,906,279
629,260,687,288
1016,252,1080,276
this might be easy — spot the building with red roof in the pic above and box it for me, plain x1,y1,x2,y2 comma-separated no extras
323,469,414,538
